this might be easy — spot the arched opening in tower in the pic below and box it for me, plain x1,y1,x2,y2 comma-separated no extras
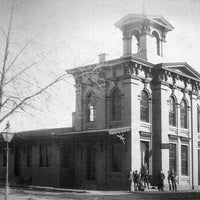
152,31,160,56
131,30,140,54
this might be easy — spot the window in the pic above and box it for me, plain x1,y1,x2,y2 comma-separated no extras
140,91,149,122
86,93,96,122
111,88,122,121
39,143,52,167
181,145,188,176
180,100,187,128
111,143,122,172
27,145,32,167
169,97,176,126
198,106,200,132
169,143,177,172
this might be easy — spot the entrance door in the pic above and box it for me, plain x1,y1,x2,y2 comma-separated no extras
86,144,96,180
61,142,75,188
140,141,149,170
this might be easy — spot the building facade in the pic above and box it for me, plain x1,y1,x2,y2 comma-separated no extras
1,13,200,190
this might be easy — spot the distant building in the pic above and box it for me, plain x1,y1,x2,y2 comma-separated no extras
1,13,200,190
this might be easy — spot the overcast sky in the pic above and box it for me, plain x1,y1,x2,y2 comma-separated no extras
1,0,200,131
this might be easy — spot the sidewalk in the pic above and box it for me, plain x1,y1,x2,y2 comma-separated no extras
0,186,200,200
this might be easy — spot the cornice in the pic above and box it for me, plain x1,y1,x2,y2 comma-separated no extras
152,67,200,93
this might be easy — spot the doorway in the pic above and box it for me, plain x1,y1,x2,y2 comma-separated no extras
14,147,21,176
86,144,96,180
140,141,149,170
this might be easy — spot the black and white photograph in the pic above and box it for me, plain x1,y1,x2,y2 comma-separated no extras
0,0,200,199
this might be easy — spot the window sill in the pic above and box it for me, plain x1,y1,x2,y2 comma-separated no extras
169,125,177,129
180,176,190,182
140,121,150,126
140,121,151,131
180,127,189,131
169,126,178,134
180,128,189,136
85,122,96,130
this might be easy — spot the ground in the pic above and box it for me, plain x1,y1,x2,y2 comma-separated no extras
0,188,200,200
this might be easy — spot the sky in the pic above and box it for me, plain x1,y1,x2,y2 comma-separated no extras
0,0,200,132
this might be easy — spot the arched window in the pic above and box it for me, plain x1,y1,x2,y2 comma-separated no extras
111,88,122,121
180,99,187,129
132,36,139,54
131,29,140,54
152,31,160,56
169,96,176,126
86,92,96,122
140,91,149,122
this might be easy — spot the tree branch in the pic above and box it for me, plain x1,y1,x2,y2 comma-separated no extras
0,73,67,123
5,39,33,74
0,26,7,38
0,6,14,113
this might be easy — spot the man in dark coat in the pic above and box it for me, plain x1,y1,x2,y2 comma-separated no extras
157,170,165,191
171,169,177,191
133,170,140,191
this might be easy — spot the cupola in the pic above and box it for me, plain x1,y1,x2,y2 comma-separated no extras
115,14,174,63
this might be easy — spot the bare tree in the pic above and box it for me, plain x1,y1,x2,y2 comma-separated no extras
0,3,68,125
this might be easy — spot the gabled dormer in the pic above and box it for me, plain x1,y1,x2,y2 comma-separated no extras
115,14,174,63
155,62,200,81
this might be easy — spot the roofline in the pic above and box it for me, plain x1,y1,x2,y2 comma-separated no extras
13,126,131,138
115,13,174,31
15,127,74,136
149,15,174,30
66,55,154,76
155,62,200,81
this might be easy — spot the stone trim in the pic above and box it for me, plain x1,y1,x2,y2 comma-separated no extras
139,131,152,139
168,134,178,141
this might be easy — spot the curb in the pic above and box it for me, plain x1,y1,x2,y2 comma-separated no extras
1,185,87,194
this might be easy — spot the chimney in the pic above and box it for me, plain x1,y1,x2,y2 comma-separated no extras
98,53,107,63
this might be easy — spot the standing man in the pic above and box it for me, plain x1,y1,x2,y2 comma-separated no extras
168,169,172,191
171,169,177,191
157,170,165,191
133,170,140,191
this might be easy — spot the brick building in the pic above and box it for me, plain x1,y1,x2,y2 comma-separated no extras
1,13,200,190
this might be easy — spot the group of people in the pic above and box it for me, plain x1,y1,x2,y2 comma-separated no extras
129,166,177,192
128,163,150,191
157,168,177,191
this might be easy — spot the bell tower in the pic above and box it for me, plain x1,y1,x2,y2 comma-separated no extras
115,14,174,63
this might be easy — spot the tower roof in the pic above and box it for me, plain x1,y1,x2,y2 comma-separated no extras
115,13,174,32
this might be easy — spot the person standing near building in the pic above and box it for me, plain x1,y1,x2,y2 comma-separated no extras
168,169,177,191
171,169,177,191
168,169,172,191
133,170,140,191
144,169,150,189
157,170,165,191
128,171,133,191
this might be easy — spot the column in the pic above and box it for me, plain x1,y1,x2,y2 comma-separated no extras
123,37,132,56
190,93,198,188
